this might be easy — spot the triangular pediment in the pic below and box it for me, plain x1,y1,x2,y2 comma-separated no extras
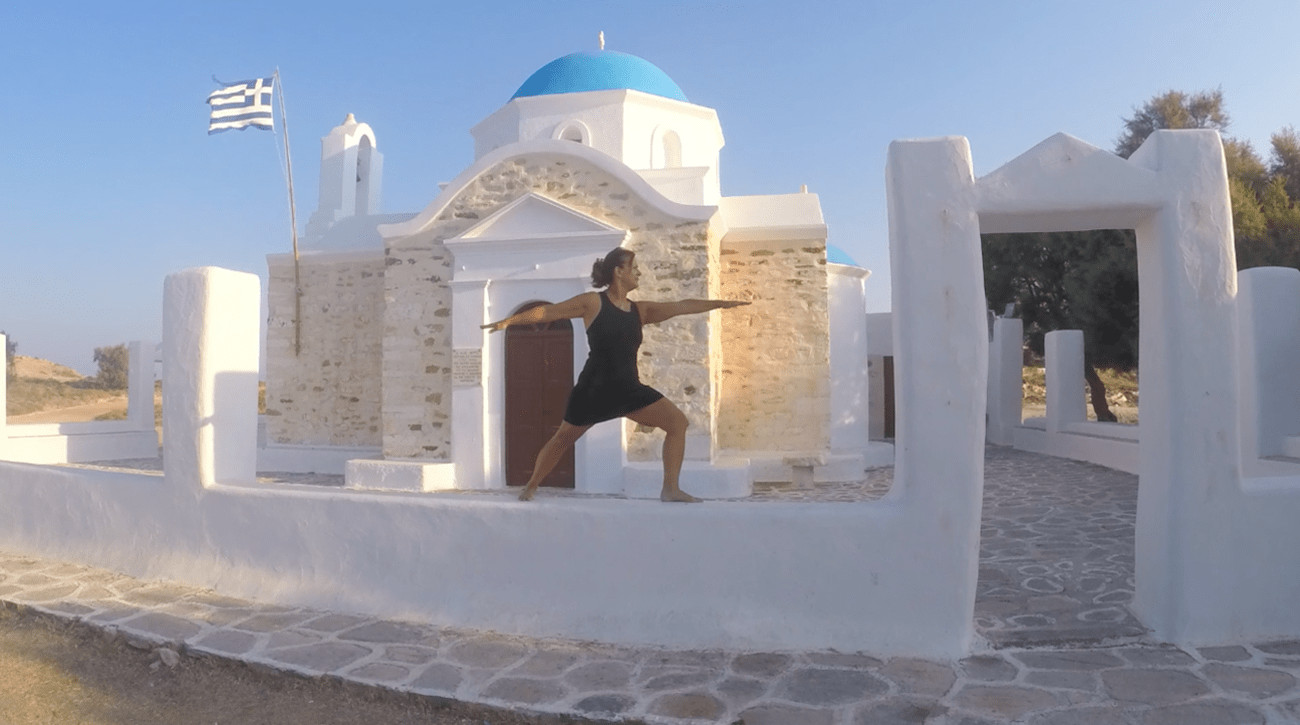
452,193,623,242
975,133,1164,233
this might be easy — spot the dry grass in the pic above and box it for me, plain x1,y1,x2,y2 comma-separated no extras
0,607,600,725
1022,365,1139,424
5,378,123,418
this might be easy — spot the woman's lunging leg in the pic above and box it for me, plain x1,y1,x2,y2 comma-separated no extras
627,399,697,502
519,422,589,501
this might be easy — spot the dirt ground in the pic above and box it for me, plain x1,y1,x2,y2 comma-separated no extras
6,396,129,424
0,606,615,725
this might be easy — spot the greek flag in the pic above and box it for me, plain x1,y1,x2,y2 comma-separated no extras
207,76,275,134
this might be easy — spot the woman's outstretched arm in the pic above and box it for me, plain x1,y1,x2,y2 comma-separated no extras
481,292,600,333
638,299,749,325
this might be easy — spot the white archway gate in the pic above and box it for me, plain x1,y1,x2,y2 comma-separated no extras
888,129,1300,646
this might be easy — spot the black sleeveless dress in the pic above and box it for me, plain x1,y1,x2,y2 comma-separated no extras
563,292,665,426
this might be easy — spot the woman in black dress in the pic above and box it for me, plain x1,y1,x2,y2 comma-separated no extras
482,247,748,502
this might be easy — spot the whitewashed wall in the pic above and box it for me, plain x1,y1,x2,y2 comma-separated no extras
0,264,985,658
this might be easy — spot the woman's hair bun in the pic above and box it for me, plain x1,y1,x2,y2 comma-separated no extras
590,247,634,288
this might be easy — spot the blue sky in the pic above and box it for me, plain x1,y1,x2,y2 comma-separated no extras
3,1,1298,373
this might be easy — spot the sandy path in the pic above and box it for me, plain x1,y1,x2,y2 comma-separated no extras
7,396,127,424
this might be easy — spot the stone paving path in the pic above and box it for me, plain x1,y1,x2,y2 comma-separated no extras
12,447,1297,723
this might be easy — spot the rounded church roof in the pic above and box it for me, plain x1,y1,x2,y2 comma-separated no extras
827,244,860,267
510,51,688,102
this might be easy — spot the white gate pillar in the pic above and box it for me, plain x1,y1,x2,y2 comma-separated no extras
1044,329,1086,433
885,137,988,649
1127,130,1241,641
162,267,261,491
986,317,1023,445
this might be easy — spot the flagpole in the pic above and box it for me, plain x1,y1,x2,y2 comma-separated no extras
275,68,303,356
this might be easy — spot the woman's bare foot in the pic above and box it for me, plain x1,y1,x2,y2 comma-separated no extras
660,489,701,503
518,485,538,501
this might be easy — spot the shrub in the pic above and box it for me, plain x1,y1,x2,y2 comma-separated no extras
92,344,129,390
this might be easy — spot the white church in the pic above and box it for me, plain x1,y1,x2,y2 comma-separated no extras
261,47,883,495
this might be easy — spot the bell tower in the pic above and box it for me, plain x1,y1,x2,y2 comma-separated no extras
305,113,384,241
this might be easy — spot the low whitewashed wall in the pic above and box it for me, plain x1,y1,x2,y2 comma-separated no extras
0,340,158,464
1235,267,1300,475
998,328,1139,473
0,265,982,658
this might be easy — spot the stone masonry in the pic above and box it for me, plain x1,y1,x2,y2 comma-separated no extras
266,252,384,447
717,239,830,453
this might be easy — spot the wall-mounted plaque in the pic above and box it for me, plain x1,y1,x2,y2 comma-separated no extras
452,348,482,387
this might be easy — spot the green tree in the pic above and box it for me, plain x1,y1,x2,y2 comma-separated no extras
983,230,1136,422
92,344,129,390
990,89,1299,420
1270,126,1300,202
1115,89,1229,158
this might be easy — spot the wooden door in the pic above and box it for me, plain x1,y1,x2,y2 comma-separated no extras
505,305,575,487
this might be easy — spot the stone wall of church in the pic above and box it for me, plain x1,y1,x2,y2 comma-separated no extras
265,252,384,447
380,231,454,459
382,152,713,461
716,239,830,452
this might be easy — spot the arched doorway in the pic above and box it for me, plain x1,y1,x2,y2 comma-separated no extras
505,302,575,487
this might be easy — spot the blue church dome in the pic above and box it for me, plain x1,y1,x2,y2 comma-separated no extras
511,51,688,102
827,244,860,266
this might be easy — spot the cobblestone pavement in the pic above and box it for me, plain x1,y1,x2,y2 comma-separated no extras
13,447,1297,723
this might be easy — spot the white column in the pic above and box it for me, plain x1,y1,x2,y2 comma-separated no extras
986,317,1024,445
885,137,986,652
1044,329,1085,433
829,265,871,452
451,279,489,488
0,333,7,452
1127,130,1242,642
162,268,261,489
1235,267,1300,461
126,340,156,431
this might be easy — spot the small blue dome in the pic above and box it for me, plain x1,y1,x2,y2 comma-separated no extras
827,244,860,266
511,51,688,102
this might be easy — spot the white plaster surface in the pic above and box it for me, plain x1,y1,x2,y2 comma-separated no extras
621,458,752,499
985,317,1023,446
344,458,457,492
1235,267,1300,466
162,267,260,487
0,333,6,448
884,136,989,653
1044,330,1086,433
256,443,380,475
470,90,725,204
972,129,1300,646
0,263,986,658
829,263,871,456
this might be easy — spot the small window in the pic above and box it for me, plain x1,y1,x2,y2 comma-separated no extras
651,127,683,169
553,120,591,145
661,130,682,168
